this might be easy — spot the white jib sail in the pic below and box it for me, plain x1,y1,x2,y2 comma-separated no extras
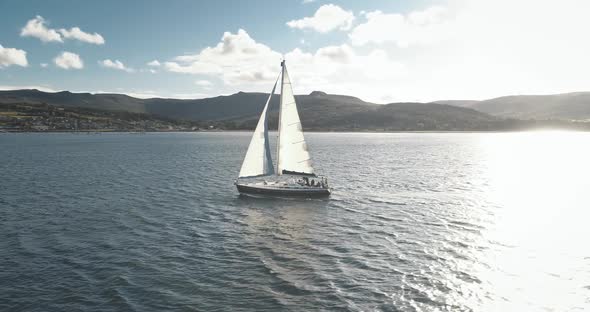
238,76,279,178
277,62,314,175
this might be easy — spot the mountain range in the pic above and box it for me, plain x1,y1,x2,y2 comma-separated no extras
436,92,590,120
1,89,589,131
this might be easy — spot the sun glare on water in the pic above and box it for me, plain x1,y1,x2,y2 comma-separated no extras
474,131,590,310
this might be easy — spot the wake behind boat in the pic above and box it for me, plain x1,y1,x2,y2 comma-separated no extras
235,60,330,197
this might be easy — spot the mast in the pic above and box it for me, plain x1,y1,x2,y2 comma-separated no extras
276,60,285,175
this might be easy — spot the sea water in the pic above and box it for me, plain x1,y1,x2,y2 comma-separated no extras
1,132,589,311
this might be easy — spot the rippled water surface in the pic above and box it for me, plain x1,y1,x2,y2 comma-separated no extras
1,132,589,311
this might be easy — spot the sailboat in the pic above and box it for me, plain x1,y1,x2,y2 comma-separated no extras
235,60,330,197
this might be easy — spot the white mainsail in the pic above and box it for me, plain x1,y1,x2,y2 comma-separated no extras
238,76,278,178
277,61,314,175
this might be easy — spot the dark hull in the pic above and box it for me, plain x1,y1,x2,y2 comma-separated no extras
236,184,331,197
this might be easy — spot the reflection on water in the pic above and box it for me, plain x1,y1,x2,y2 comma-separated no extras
0,132,589,311
240,196,330,243
475,132,590,311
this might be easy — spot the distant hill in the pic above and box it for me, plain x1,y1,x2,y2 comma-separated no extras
231,100,505,131
435,92,590,120
0,89,147,113
0,89,501,131
1,89,589,131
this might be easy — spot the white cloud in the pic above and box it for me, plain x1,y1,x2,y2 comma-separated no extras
163,61,221,75
54,52,83,70
302,0,316,3
58,27,104,45
349,6,450,47
94,90,211,99
316,44,355,63
0,85,58,92
163,29,281,86
87,89,160,99
287,4,355,33
161,28,404,102
343,0,590,101
40,63,48,68
0,44,28,68
20,16,62,43
20,16,104,44
283,45,406,102
169,92,211,99
139,65,158,73
99,59,134,72
195,80,213,87
147,60,161,67
121,92,158,99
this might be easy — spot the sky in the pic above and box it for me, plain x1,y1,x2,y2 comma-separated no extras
1,0,589,103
